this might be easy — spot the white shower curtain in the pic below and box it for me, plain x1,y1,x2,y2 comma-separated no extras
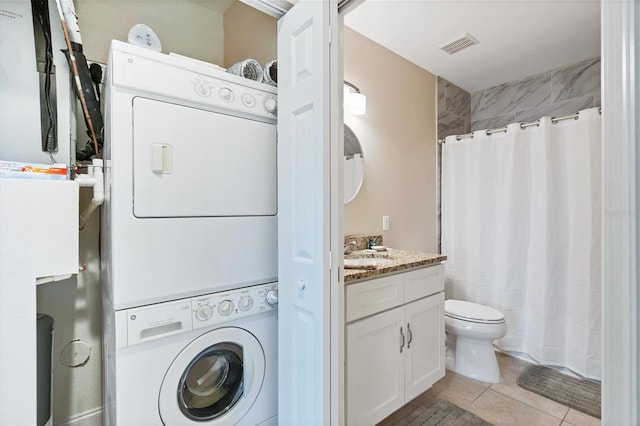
441,107,602,380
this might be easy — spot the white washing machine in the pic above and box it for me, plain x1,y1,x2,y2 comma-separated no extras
102,40,278,311
104,282,278,425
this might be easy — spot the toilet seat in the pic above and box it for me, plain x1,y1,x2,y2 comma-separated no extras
445,300,505,324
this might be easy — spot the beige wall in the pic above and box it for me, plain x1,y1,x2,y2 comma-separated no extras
223,0,277,68
344,28,438,252
39,2,227,422
77,1,225,65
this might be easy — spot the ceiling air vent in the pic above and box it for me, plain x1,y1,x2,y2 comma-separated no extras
440,33,479,55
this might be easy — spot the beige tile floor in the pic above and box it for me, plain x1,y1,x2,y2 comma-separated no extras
378,352,601,426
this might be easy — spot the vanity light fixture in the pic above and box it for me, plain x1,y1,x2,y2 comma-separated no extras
344,81,367,115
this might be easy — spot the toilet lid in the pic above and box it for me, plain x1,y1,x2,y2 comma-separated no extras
445,300,505,323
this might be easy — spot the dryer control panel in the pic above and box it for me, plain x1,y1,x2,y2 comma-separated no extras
118,282,278,348
110,45,277,121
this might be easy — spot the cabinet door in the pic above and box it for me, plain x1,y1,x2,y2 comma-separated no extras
346,307,405,425
404,292,445,402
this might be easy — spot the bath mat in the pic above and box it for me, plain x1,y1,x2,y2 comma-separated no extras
394,399,493,426
516,364,601,418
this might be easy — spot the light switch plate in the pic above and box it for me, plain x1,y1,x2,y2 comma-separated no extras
382,215,390,231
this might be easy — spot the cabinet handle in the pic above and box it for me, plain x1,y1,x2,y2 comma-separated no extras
400,326,405,353
407,322,413,349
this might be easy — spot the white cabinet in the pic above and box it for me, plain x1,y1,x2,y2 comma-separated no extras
346,264,445,425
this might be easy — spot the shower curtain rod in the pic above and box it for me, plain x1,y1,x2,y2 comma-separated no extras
437,107,602,144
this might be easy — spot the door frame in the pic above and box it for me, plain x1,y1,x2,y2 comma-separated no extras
601,1,640,424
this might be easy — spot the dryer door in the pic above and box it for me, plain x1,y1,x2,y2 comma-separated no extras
159,327,265,425
132,97,277,218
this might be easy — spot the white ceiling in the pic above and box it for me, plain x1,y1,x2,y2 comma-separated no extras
344,0,600,93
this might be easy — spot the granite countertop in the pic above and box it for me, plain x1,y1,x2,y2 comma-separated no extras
343,249,447,283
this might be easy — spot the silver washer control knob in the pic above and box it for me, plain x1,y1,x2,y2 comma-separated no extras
195,304,213,321
218,300,234,316
265,289,278,306
239,296,254,311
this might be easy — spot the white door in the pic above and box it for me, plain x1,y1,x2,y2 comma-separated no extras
404,293,445,401
346,307,405,425
277,0,338,424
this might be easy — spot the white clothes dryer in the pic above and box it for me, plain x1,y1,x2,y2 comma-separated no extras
102,40,278,311
104,282,278,425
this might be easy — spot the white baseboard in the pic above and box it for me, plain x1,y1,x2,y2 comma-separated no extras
55,408,103,426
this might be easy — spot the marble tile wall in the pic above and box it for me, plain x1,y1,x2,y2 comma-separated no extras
471,57,600,131
437,77,471,139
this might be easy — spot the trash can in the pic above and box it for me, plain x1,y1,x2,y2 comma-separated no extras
37,314,54,426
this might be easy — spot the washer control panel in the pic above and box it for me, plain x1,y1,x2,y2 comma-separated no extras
120,282,278,348
191,282,278,330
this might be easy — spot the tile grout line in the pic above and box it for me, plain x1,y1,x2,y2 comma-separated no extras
494,357,572,422
462,385,494,425
467,384,493,408
489,383,571,424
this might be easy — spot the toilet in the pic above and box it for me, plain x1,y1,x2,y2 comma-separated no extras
444,299,507,383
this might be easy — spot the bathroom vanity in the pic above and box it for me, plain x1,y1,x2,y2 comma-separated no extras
344,251,446,425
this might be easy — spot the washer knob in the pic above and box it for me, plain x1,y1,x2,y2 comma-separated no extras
239,296,254,311
264,97,277,114
265,289,278,306
195,304,213,321
218,300,234,316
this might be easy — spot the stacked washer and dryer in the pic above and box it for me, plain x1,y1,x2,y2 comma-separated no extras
101,40,279,425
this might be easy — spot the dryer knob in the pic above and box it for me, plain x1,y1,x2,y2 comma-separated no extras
241,93,256,108
219,87,234,103
218,300,234,316
264,97,277,114
265,290,278,306
195,304,213,321
193,81,211,97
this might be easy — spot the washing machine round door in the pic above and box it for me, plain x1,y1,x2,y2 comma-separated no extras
159,327,265,425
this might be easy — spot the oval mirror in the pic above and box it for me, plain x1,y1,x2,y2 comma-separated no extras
344,124,364,204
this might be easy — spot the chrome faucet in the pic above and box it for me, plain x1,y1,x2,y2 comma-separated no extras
344,241,357,254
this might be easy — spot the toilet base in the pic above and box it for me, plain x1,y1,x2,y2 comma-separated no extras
445,333,502,383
